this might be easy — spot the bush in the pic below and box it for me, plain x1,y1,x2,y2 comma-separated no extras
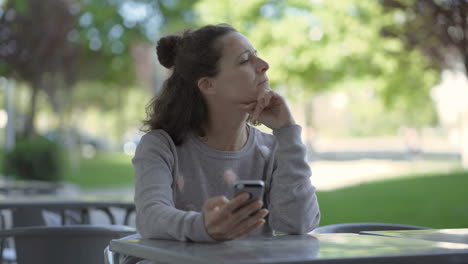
3,136,64,182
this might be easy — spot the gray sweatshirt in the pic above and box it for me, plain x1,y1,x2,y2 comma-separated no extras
133,124,320,242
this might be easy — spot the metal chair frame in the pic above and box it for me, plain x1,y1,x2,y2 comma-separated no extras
310,222,432,234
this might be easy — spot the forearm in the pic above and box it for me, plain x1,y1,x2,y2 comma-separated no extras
134,167,215,242
268,125,320,234
136,202,213,242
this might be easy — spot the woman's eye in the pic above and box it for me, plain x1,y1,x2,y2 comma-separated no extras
240,58,249,64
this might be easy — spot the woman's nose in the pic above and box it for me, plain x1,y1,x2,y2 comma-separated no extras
256,57,269,73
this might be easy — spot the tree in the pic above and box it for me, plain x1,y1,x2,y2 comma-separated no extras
194,0,438,129
0,0,81,137
381,0,467,73
0,0,199,138
380,0,468,167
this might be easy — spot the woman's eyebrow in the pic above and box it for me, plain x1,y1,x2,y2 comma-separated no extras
237,49,258,59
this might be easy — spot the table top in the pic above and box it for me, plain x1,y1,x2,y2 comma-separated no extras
110,233,468,264
0,193,135,209
361,228,468,245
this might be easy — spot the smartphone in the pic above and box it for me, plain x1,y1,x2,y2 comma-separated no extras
233,180,264,211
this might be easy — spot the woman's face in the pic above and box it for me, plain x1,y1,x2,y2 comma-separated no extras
210,32,270,106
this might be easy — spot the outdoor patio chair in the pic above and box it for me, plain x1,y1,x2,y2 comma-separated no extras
309,222,432,234
0,224,136,264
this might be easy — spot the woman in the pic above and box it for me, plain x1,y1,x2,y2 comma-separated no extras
133,24,320,242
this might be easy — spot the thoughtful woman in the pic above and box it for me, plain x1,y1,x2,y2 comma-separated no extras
133,24,320,242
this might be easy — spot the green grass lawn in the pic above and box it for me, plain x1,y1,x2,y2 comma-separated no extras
4,150,467,228
63,153,135,188
317,170,468,229
64,154,467,228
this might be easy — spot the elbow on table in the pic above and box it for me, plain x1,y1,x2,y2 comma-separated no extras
297,211,321,234
135,210,166,240
135,212,154,239
307,210,321,233
273,210,321,235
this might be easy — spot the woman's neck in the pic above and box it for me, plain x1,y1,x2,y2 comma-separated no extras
201,112,249,151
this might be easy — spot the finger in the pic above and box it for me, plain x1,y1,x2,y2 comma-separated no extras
252,103,264,121
210,193,251,230
252,89,273,120
204,196,229,211
263,90,274,109
229,209,268,239
221,193,250,215
233,199,263,219
229,219,266,240
231,202,267,227
257,86,267,101
269,92,285,107
203,196,234,228
237,102,257,112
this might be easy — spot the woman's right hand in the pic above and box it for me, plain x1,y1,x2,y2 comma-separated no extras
202,194,269,241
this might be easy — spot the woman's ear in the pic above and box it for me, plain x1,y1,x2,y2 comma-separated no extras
198,77,216,95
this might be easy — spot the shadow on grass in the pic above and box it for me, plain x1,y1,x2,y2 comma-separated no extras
316,170,468,228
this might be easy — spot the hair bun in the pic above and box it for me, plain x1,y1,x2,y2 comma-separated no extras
156,35,182,68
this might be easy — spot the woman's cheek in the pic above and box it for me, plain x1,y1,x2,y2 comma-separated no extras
238,89,258,103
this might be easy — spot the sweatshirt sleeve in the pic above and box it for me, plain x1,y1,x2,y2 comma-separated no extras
267,124,320,234
132,131,215,242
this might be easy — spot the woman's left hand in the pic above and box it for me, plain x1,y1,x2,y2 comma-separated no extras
239,88,295,130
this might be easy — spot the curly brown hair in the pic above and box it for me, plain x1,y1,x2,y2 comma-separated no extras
142,24,237,145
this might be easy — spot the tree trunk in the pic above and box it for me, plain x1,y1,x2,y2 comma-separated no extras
23,82,39,138
461,109,468,169
462,57,468,168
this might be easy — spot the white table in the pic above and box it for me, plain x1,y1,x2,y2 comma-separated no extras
109,232,468,264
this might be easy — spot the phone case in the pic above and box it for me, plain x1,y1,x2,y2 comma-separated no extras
234,180,264,210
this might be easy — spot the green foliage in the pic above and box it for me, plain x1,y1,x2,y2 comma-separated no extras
68,83,148,144
11,0,28,14
193,0,440,129
342,77,438,137
0,62,12,77
0,0,198,136
346,82,414,136
317,170,468,228
3,136,64,182
74,0,199,85
1,0,445,138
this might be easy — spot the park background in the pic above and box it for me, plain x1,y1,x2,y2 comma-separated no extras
0,0,467,228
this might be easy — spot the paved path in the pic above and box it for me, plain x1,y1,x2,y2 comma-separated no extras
310,159,460,191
